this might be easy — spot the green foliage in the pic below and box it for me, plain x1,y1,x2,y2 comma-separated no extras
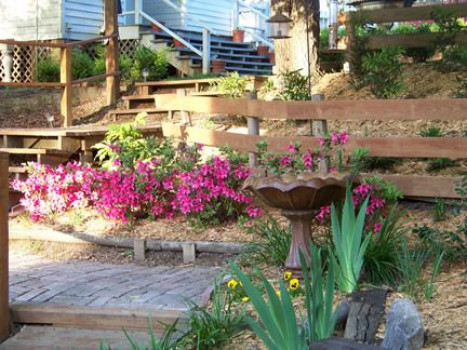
180,284,246,349
278,69,310,101
431,7,463,54
362,47,405,98
243,216,291,267
358,156,402,172
230,244,337,350
330,187,370,294
93,46,132,81
419,126,443,137
130,46,169,81
37,58,60,82
427,157,456,172
363,176,404,204
93,112,175,169
348,11,370,87
404,24,436,63
363,205,407,286
123,318,182,350
71,49,95,80
454,175,467,207
213,71,248,98
349,147,370,174
454,75,467,98
423,250,444,301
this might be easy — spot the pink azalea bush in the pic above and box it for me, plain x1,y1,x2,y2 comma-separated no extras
12,145,259,227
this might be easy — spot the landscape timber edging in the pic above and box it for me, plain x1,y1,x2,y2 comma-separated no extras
9,226,246,255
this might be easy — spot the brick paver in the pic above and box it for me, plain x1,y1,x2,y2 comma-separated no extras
9,251,221,311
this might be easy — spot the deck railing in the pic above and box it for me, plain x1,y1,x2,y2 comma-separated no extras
0,0,120,127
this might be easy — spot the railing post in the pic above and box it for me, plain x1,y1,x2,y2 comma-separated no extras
310,94,330,174
0,152,10,342
202,28,211,74
247,91,259,167
135,0,142,25
0,42,14,83
105,0,120,106
233,0,240,31
60,46,72,127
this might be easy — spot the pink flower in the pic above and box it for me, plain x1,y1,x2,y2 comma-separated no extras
302,151,313,169
339,131,349,145
331,132,339,145
318,138,325,147
288,143,296,154
280,156,292,166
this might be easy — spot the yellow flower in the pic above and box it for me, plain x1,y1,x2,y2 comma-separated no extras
242,296,250,302
276,291,281,298
289,278,299,290
227,279,238,290
283,271,292,281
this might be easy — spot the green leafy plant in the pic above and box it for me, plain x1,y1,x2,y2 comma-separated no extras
414,224,466,262
362,205,407,286
130,46,169,81
93,112,175,169
330,186,370,294
358,156,402,172
397,240,430,300
423,250,444,301
348,11,370,88
403,24,436,63
213,71,248,98
349,147,370,174
93,46,132,81
123,318,182,350
278,69,310,101
243,216,291,267
37,58,60,82
362,176,404,204
419,126,443,137
71,49,95,80
427,157,456,172
362,47,405,98
180,284,246,349
230,243,337,350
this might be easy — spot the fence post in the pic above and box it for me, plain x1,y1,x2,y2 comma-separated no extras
105,0,120,106
310,94,329,174
0,42,13,83
0,152,10,342
247,91,259,167
60,46,72,127
202,28,211,74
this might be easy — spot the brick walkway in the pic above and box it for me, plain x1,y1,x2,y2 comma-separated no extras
9,251,221,311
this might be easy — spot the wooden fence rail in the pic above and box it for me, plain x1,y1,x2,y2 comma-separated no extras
157,95,467,199
0,153,9,341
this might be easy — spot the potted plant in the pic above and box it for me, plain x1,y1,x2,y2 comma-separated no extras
232,28,245,42
151,21,165,33
257,45,269,56
211,59,226,73
243,133,351,277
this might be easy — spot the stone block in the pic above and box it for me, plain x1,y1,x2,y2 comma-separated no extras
134,239,147,261
182,243,196,264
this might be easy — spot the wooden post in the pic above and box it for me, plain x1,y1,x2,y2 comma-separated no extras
247,91,259,167
202,28,211,75
60,46,72,127
177,89,192,125
0,152,10,341
311,94,327,135
105,0,120,106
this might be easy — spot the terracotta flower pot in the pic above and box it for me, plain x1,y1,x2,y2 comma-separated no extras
211,59,226,73
151,21,165,33
243,172,349,276
232,29,245,43
173,38,185,48
267,52,275,64
257,45,269,56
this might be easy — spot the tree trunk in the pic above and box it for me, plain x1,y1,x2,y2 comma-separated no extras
272,0,320,79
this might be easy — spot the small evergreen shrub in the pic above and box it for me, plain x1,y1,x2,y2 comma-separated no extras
130,46,168,81
37,58,60,82
362,47,405,98
71,49,95,80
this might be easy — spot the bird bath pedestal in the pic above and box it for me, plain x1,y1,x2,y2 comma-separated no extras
244,172,348,277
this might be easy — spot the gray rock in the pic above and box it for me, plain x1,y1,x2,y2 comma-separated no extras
382,298,424,350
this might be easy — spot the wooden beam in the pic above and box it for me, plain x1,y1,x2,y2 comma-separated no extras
162,123,467,159
60,47,72,127
0,39,66,48
71,71,120,85
0,152,9,341
0,82,65,88
354,3,467,24
65,33,118,48
367,31,467,50
155,95,467,121
105,0,120,105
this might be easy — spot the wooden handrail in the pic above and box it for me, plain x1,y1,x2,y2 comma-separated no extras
0,82,66,87
0,39,66,48
0,153,9,341
71,71,121,85
65,33,119,48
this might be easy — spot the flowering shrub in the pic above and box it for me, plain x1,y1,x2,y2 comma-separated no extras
255,131,348,176
13,146,259,227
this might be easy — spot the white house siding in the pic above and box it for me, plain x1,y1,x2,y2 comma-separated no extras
0,0,62,41
184,0,235,35
63,0,104,40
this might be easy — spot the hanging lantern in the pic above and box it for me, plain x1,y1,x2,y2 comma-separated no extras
267,12,292,39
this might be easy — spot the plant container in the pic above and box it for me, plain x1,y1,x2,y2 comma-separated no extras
173,38,185,48
257,45,269,56
151,21,165,33
243,172,349,277
267,52,275,64
232,29,245,42
211,60,226,73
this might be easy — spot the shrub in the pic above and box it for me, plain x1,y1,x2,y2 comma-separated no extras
362,47,405,98
278,69,310,101
93,46,132,81
71,49,95,80
37,58,60,82
130,46,168,81
213,71,248,98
